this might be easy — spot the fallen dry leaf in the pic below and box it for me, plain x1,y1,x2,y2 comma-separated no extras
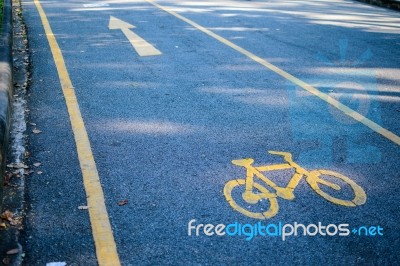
32,129,42,134
7,163,29,169
23,170,35,176
0,211,20,227
4,172,13,185
46,262,67,266
37,171,43,175
33,162,41,167
6,249,19,255
117,200,128,206
9,217,22,226
78,206,89,210
0,222,7,228
29,122,36,126
2,257,10,265
1,210,13,221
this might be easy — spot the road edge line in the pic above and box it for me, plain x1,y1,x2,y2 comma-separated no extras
33,1,121,265
146,0,400,146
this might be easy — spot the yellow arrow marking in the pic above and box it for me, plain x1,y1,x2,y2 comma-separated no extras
109,16,162,57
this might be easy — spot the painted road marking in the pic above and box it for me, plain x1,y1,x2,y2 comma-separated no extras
109,16,162,57
83,3,110,8
224,151,366,219
145,0,400,146
34,1,121,265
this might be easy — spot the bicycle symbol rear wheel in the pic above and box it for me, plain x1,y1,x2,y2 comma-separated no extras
306,169,366,207
224,179,279,219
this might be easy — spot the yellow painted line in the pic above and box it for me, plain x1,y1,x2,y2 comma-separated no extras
145,0,400,146
109,16,162,57
34,1,121,265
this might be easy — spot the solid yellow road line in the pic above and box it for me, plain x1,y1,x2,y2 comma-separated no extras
34,1,121,265
145,0,400,146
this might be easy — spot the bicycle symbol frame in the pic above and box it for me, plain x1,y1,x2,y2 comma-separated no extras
224,151,366,219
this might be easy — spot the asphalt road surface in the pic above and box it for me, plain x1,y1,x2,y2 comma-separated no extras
21,0,399,265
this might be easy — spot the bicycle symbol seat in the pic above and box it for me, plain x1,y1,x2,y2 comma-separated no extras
224,151,366,219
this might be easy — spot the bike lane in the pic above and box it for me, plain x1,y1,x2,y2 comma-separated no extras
22,0,400,264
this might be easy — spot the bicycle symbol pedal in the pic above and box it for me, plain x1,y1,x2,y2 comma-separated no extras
224,151,367,219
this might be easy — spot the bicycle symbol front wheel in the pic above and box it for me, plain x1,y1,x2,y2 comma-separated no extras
306,169,366,207
224,179,279,219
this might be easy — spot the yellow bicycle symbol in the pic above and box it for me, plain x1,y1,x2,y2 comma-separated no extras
224,151,367,219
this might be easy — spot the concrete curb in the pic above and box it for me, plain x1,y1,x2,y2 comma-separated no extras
0,0,13,209
354,0,400,11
